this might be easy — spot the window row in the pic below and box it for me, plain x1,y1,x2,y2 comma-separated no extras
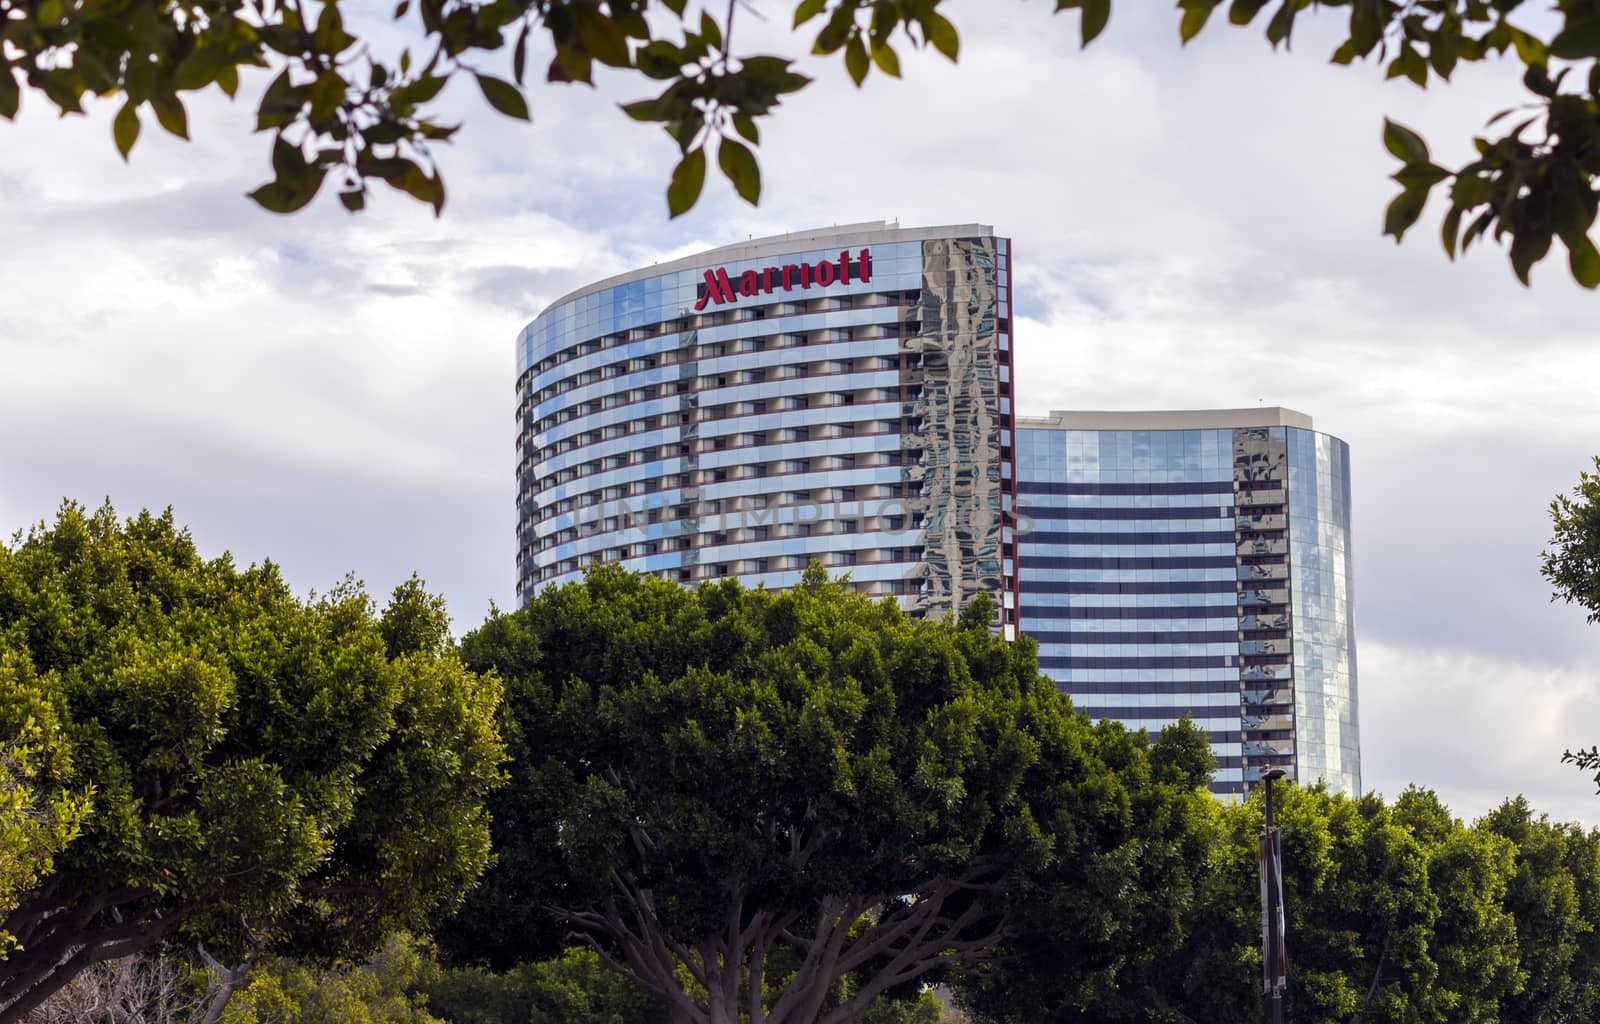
523,291,921,379
532,418,907,469
530,449,907,498
527,385,907,438
535,549,926,583
537,516,919,554
523,351,919,415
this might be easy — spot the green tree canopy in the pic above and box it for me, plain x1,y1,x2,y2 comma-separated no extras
0,501,506,1024
418,945,674,1024
1478,795,1600,1023
438,565,1215,1024
956,783,1537,1024
221,933,447,1024
4,0,1600,286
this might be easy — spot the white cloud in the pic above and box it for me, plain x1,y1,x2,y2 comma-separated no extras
1361,640,1600,826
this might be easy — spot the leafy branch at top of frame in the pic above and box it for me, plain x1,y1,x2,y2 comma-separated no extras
1153,0,1600,288
0,0,964,219
6,0,1600,290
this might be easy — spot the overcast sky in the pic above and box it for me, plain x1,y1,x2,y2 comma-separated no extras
3,2,1598,824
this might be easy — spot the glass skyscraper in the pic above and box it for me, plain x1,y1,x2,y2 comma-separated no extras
1015,410,1358,796
515,225,1359,796
516,222,1018,630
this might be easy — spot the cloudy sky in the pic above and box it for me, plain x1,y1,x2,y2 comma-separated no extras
3,2,1598,824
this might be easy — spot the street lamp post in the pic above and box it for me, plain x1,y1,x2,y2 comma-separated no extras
1261,767,1288,1024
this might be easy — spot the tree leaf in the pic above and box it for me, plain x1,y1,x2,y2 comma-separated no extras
732,113,759,144
574,5,632,68
924,12,959,61
393,74,448,107
870,42,901,77
1524,63,1556,98
1265,2,1295,48
718,137,760,204
1383,187,1428,242
1567,232,1600,288
1441,204,1463,259
475,73,530,121
316,1,354,53
844,35,869,85
393,163,445,215
1383,119,1429,164
1179,2,1216,44
1510,28,1547,66
1228,0,1267,27
113,101,141,160
0,66,19,119
1430,31,1459,79
700,9,723,51
620,99,659,122
1551,18,1600,60
1392,163,1449,189
636,40,683,80
1081,0,1111,47
793,0,826,28
249,180,317,214
256,68,303,130
151,93,189,140
339,188,366,212
1509,220,1552,285
309,72,346,122
513,24,529,83
667,146,706,217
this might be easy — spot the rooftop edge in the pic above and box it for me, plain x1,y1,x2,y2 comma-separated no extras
1016,407,1316,431
531,221,999,324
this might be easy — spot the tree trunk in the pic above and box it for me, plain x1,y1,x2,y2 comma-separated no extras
195,945,254,1024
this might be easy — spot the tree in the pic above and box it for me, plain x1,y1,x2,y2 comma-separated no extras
949,721,1222,1024
417,945,673,1024
1544,455,1600,625
0,501,506,1024
219,933,445,1024
3,0,1599,286
1541,457,1600,789
955,783,1536,1024
1478,796,1600,1024
438,565,1215,1024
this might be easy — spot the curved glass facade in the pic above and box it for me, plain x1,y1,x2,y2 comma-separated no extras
1287,429,1358,795
515,223,1018,628
1015,411,1359,797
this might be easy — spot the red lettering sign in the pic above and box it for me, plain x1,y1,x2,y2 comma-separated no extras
693,248,872,311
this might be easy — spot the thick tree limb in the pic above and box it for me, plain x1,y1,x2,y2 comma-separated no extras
0,912,179,1024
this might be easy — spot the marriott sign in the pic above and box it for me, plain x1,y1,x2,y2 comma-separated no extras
694,248,873,311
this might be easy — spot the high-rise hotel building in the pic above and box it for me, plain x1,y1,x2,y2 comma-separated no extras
1015,409,1358,796
515,223,1359,796
516,222,1019,630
